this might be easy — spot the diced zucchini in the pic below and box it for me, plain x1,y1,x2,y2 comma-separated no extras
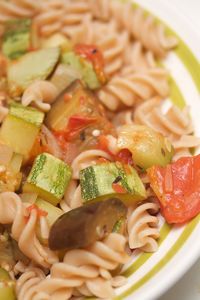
41,33,72,52
32,198,63,245
0,102,44,159
23,153,72,206
117,125,174,169
0,144,23,192
45,81,103,132
0,268,16,300
35,198,63,226
81,58,101,90
80,162,146,204
50,64,81,95
2,18,31,60
8,47,60,96
62,51,101,90
0,232,15,269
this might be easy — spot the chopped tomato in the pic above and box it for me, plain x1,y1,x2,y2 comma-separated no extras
115,149,133,166
112,183,127,194
147,155,200,224
65,115,97,141
74,44,106,84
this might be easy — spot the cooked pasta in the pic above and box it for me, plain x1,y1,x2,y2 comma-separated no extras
133,97,200,159
0,0,40,24
71,149,113,179
0,192,58,267
0,1,199,299
127,202,160,252
123,41,156,72
97,68,169,111
89,0,177,57
60,180,82,212
16,233,129,300
22,80,58,112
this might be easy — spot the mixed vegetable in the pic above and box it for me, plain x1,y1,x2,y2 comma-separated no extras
0,16,199,298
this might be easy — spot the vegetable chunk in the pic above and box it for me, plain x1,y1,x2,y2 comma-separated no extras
23,153,72,206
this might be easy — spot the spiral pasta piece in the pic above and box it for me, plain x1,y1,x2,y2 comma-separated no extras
89,0,177,57
0,192,58,268
123,41,156,72
97,68,169,111
71,149,113,179
133,97,200,159
22,80,58,112
18,233,129,299
0,0,40,23
16,267,46,300
127,202,160,252
60,180,82,212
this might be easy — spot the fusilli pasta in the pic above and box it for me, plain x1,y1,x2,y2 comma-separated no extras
16,233,129,300
89,0,177,57
60,180,82,212
0,192,58,267
127,202,160,252
0,0,40,24
133,97,200,159
97,68,169,111
22,80,58,112
71,149,113,179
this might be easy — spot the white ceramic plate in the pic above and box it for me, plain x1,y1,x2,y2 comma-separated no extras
112,1,200,299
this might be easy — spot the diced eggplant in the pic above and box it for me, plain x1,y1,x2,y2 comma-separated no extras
49,198,127,250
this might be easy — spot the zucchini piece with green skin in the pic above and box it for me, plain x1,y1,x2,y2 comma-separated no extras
23,153,72,206
61,51,101,90
2,18,31,60
0,102,44,160
8,47,60,97
80,162,146,204
0,268,16,300
35,198,63,227
117,125,174,170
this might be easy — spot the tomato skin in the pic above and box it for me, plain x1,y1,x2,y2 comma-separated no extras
147,155,200,224
115,149,134,166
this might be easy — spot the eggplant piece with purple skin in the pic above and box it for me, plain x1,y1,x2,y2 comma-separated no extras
49,198,127,251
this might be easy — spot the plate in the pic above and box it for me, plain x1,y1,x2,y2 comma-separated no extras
113,1,200,299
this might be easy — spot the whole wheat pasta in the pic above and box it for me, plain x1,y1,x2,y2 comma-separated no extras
60,180,82,212
71,149,113,179
0,0,40,23
16,233,129,300
0,192,58,267
127,202,160,252
22,80,58,112
89,0,177,57
97,68,169,111
133,97,200,159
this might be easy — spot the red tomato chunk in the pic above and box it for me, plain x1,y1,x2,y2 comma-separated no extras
147,155,200,224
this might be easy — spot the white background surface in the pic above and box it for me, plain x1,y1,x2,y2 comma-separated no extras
159,0,200,299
